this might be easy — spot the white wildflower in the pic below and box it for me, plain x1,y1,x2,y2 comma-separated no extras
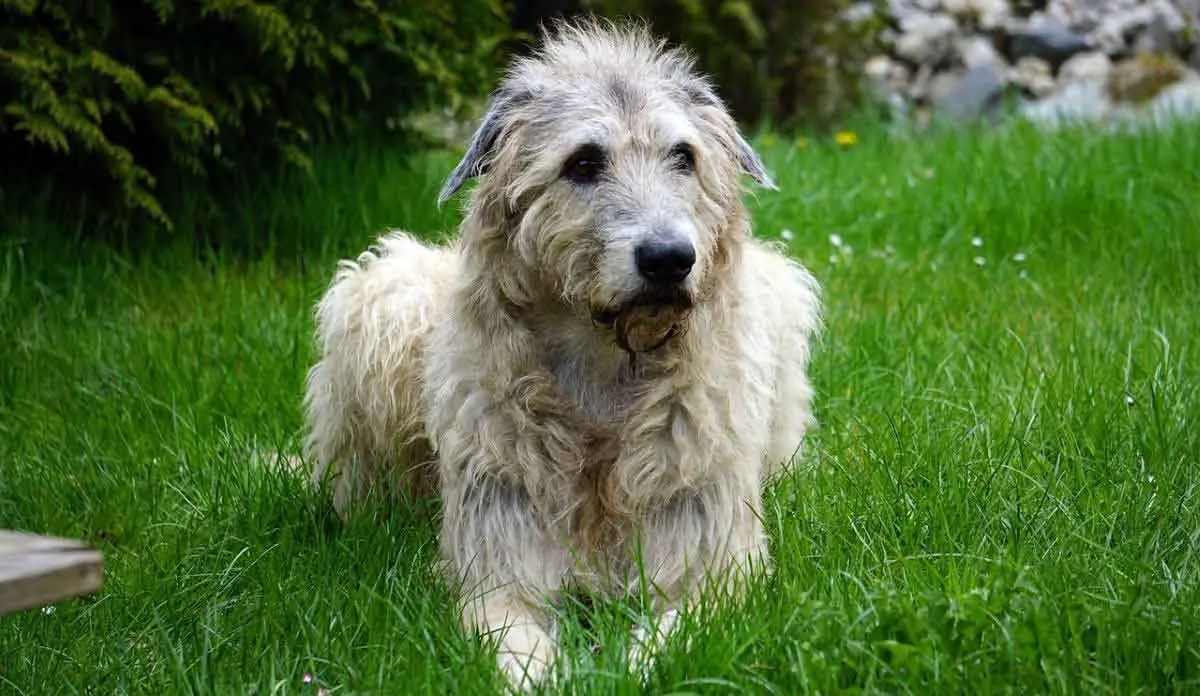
1012,251,1027,262
973,256,986,267
971,236,983,248
781,228,794,241
829,233,844,248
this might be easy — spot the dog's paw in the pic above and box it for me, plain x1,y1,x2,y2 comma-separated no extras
626,608,681,683
496,621,558,693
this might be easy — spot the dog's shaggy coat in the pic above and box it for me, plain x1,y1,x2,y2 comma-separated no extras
304,18,821,688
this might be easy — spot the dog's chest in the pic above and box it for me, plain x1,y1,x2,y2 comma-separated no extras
541,344,634,427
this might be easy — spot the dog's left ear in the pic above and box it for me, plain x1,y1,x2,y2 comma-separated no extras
438,90,525,206
734,132,777,191
684,80,778,191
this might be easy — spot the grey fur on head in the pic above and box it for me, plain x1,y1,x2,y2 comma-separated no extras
437,26,777,206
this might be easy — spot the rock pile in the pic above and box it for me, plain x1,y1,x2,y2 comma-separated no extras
858,0,1200,127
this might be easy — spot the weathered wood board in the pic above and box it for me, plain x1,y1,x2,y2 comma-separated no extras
0,531,104,615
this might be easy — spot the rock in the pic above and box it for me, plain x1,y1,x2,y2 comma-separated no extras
1144,73,1200,123
887,0,926,22
1020,79,1114,125
865,54,898,86
867,54,914,90
1132,0,1189,55
1178,0,1200,27
842,2,879,24
1006,17,1093,68
930,68,968,104
866,0,1200,130
942,0,1012,27
1013,56,1058,95
864,54,914,107
1107,53,1190,103
933,62,1009,120
957,35,1006,68
1058,50,1113,86
908,63,936,101
1092,5,1155,54
895,13,961,65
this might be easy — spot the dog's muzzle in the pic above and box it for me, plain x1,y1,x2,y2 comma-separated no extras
592,285,693,354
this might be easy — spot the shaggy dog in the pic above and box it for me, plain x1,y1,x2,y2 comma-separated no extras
303,18,822,689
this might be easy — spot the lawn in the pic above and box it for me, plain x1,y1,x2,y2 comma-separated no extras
1,119,1198,695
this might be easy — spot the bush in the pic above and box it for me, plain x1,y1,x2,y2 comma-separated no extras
0,0,513,232
576,0,885,130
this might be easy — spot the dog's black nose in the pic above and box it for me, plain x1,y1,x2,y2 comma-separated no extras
635,239,696,284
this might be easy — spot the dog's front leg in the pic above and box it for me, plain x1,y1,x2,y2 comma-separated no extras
441,474,570,691
625,482,769,678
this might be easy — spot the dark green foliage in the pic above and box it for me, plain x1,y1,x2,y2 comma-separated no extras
0,0,512,232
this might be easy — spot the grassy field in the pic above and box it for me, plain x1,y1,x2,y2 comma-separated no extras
2,119,1198,695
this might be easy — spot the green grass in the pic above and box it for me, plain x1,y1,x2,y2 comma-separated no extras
2,119,1198,695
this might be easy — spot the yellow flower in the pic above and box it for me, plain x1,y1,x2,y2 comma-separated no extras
835,130,858,147
760,132,778,148
795,137,809,149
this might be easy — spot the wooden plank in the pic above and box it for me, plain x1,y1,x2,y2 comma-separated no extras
0,531,104,615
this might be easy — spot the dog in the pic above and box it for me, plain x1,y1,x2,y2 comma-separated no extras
303,17,822,689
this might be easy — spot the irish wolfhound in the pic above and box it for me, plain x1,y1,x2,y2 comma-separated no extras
303,17,821,689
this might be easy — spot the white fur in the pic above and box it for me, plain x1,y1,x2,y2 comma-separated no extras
304,18,821,690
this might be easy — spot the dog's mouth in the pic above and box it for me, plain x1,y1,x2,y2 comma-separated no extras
591,286,694,354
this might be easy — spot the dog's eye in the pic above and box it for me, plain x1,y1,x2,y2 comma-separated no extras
669,143,696,174
562,144,606,184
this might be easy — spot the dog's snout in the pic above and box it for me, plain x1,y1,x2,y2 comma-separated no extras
635,238,696,284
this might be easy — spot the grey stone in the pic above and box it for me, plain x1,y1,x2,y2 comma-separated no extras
957,35,1006,69
1020,79,1114,125
1007,17,1093,68
1092,5,1155,54
933,63,1009,120
1178,0,1200,24
930,68,968,104
1144,74,1200,123
1046,0,1104,34
864,54,913,109
887,0,926,22
1013,56,1058,96
1133,0,1189,54
896,13,961,65
1058,50,1113,86
842,2,879,24
1107,53,1190,103
942,0,1012,26
908,63,936,101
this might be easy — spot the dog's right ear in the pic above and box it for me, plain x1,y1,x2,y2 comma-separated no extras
438,90,525,207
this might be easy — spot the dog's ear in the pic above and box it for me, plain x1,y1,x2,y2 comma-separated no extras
438,90,524,206
683,81,778,191
733,132,777,191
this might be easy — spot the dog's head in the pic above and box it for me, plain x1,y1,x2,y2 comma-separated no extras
439,18,776,352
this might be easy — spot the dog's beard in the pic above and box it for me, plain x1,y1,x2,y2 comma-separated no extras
593,286,693,354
